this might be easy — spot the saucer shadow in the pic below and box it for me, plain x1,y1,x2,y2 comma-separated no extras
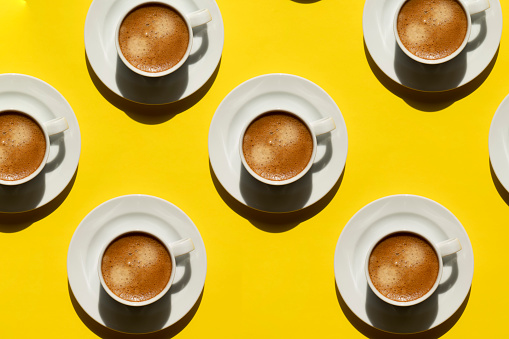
69,254,201,337
291,0,322,3
336,254,468,337
0,137,75,229
209,133,343,231
86,25,220,124
365,12,497,111
489,159,509,205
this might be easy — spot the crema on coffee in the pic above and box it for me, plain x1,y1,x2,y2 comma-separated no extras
242,112,314,182
368,232,439,302
0,111,46,182
101,232,172,303
397,0,468,60
118,4,189,73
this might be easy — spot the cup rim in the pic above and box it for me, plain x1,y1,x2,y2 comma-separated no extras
364,230,443,307
393,0,472,65
115,0,194,78
97,229,177,307
239,109,318,186
0,109,51,186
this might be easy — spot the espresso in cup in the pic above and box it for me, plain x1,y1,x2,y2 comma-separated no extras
242,111,314,182
0,111,47,182
396,0,468,61
100,232,173,303
367,232,439,302
118,3,190,74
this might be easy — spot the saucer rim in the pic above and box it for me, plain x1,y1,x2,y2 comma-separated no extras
334,194,474,333
489,93,509,192
362,0,503,92
84,0,224,104
66,194,207,333
208,73,348,213
0,73,81,213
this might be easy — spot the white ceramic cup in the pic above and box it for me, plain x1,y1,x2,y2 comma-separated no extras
0,109,68,186
393,0,490,64
98,230,195,307
239,109,336,186
365,230,462,307
115,1,212,77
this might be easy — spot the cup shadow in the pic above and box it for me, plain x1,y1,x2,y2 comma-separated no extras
365,253,459,333
0,140,76,230
365,11,497,111
393,44,467,94
335,253,469,337
69,254,201,337
393,12,487,93
336,282,470,338
237,131,335,212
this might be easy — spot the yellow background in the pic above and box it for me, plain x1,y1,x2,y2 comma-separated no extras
0,0,507,338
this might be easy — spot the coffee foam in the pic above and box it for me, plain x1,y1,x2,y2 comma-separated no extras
0,148,5,165
118,4,189,73
151,13,177,37
8,124,33,146
125,35,150,59
404,23,429,45
101,233,172,303
434,2,455,22
368,233,439,302
242,112,314,181
249,144,275,169
397,0,468,60
107,264,135,289
135,242,160,266
0,112,46,181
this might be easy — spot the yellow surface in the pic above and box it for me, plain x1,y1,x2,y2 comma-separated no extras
0,0,508,338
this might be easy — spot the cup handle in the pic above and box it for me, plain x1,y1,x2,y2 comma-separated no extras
437,238,462,257
44,117,69,136
466,0,490,15
169,238,195,257
311,117,336,136
187,9,212,28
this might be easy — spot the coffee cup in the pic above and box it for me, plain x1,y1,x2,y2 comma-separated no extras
239,109,336,186
0,110,68,186
394,0,490,64
98,230,195,307
115,1,212,77
365,230,462,307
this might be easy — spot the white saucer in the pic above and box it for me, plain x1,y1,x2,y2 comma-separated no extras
334,194,474,334
84,0,224,104
208,74,348,213
67,195,207,334
489,94,509,191
363,0,502,92
0,74,81,213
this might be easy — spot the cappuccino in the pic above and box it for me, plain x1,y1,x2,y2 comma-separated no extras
101,232,172,303
242,111,314,182
118,4,189,73
368,232,439,302
0,111,46,182
396,0,468,60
